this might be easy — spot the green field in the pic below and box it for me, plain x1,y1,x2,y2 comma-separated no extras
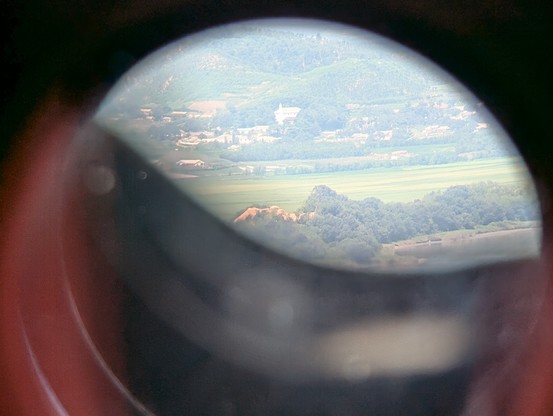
172,156,534,221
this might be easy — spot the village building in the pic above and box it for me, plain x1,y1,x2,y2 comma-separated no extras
176,159,205,168
170,111,189,118
238,165,255,174
374,130,393,141
320,131,337,139
187,101,226,118
411,125,450,139
368,150,411,161
351,133,369,141
274,104,301,125
176,137,201,147
258,135,280,143
140,108,154,120
450,110,476,121
390,150,410,160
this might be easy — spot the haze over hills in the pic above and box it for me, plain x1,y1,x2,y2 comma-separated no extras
106,22,460,117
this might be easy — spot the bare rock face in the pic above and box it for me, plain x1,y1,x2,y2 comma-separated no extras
233,206,315,223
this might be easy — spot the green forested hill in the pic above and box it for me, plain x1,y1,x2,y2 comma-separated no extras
234,182,540,269
107,22,453,114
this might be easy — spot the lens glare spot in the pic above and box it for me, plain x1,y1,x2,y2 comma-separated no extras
85,165,116,195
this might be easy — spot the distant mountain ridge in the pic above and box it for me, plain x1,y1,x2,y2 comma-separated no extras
112,24,453,113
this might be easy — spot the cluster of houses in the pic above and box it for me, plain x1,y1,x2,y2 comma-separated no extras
172,103,304,147
367,150,411,161
140,96,486,151
175,125,280,148
410,125,451,140
151,98,489,174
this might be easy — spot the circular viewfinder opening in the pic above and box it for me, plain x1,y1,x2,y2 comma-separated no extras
95,18,542,272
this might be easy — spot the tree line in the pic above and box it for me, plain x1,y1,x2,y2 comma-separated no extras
234,182,539,266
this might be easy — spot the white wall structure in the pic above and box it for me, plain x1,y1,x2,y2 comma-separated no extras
274,103,301,125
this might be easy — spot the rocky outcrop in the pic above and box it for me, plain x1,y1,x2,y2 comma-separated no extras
233,206,315,223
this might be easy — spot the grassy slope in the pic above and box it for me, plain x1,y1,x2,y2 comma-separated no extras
174,157,532,221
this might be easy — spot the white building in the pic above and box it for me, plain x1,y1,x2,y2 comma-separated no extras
176,159,205,168
274,104,301,125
